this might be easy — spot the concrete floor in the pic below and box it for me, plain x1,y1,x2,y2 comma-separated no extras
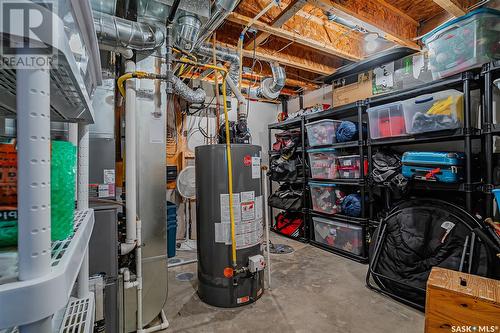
161,234,424,333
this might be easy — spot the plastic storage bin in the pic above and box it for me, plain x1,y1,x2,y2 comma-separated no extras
308,148,338,179
167,201,177,258
309,182,342,214
306,119,341,146
313,216,363,255
367,102,407,139
422,8,500,79
337,155,367,179
402,90,463,134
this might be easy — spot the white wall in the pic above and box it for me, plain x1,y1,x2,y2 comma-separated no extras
173,94,281,240
288,84,333,114
187,96,281,164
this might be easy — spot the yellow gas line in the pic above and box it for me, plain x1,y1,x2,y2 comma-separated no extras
117,61,238,268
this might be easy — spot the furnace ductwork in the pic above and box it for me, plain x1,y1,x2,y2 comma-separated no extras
196,43,240,96
172,76,207,104
194,0,241,50
93,11,165,53
248,62,286,100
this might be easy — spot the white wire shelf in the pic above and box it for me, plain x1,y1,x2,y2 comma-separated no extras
0,209,95,329
0,1,95,124
0,293,95,333
54,294,95,333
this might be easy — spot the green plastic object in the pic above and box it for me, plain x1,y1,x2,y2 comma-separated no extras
50,140,77,241
0,140,77,247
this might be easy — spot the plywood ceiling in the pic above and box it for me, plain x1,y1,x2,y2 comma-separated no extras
214,0,480,94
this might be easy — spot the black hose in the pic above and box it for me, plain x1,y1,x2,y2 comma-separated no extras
167,0,181,25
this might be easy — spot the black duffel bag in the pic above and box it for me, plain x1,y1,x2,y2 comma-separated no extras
268,184,303,211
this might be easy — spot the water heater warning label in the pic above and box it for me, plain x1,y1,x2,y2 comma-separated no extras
215,192,263,249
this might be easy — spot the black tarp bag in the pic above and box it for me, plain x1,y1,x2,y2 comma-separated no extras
268,184,303,211
368,199,494,309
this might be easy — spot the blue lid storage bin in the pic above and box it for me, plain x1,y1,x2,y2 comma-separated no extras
309,182,342,215
422,8,500,79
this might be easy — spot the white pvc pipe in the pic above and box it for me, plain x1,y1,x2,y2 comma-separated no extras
140,310,170,333
125,60,137,246
77,124,90,297
17,68,52,332
136,220,143,331
262,167,272,290
224,73,246,106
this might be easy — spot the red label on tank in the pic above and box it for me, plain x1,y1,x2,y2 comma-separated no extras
243,155,252,166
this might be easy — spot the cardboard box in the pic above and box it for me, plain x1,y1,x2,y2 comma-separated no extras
425,267,500,332
332,71,373,107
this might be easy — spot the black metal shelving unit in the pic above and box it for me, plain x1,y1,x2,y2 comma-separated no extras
480,60,500,218
303,101,371,263
363,65,500,310
265,61,499,272
267,118,309,243
365,70,482,212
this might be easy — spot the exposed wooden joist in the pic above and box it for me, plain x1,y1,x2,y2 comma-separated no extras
228,12,362,61
182,72,299,97
242,72,320,90
432,0,466,17
307,0,421,50
244,0,308,50
216,41,336,75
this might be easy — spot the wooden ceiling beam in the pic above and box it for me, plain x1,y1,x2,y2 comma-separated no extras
241,72,320,90
215,41,336,75
307,0,421,50
244,0,308,50
183,72,299,97
432,0,466,17
228,12,362,61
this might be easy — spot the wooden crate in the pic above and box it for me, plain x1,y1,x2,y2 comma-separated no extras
425,267,500,333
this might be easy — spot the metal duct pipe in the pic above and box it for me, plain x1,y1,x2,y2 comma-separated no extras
93,11,165,53
197,43,240,95
194,0,240,49
247,62,286,100
172,76,207,104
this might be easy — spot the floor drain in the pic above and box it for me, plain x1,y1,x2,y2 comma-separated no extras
268,243,294,254
168,258,182,265
176,272,194,281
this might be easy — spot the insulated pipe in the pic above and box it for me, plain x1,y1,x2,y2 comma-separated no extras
197,44,240,96
93,11,165,52
247,62,286,100
17,68,52,333
171,76,207,104
124,61,137,250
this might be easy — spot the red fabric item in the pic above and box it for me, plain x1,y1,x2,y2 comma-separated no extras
275,212,303,237
379,116,406,137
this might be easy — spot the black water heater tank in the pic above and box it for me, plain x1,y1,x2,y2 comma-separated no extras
195,144,264,307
